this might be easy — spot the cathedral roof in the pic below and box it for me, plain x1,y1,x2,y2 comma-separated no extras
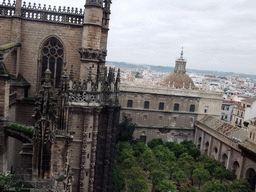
162,49,196,89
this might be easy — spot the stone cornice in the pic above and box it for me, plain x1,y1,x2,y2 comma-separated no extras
120,84,223,100
79,48,107,62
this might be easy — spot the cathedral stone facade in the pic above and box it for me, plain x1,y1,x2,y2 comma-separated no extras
0,0,120,192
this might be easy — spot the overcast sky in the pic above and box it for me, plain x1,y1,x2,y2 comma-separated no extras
22,0,256,74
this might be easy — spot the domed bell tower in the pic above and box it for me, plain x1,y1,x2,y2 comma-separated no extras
174,48,187,74
80,0,112,82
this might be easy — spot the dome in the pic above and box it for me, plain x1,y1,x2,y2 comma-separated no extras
162,72,196,89
162,48,197,89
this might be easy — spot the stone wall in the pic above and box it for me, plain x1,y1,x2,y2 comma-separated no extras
19,20,83,96
68,107,100,192
16,100,36,125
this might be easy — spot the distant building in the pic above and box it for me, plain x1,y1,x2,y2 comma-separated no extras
231,97,256,127
221,100,235,123
119,50,223,143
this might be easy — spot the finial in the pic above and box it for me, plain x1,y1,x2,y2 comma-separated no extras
69,65,74,80
180,47,184,60
87,67,92,82
43,69,52,88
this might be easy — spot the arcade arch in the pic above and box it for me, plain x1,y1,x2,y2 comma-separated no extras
246,168,256,191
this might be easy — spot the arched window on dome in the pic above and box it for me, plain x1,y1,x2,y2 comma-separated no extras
41,37,64,88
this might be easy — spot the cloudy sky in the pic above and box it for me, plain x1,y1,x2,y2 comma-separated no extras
21,0,256,74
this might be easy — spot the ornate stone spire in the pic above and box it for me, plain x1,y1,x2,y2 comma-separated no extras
103,0,112,11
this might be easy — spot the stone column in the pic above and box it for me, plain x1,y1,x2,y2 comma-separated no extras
208,136,213,157
200,131,205,152
0,119,7,173
227,148,232,170
218,142,222,162
0,74,10,172
13,0,22,78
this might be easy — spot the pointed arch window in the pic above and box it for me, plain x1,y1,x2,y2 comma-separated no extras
41,37,64,88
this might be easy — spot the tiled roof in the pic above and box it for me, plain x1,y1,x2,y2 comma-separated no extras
197,115,247,142
239,140,256,154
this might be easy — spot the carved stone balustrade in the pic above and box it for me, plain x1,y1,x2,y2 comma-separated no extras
0,0,84,25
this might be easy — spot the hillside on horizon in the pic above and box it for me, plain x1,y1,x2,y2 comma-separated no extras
107,61,256,79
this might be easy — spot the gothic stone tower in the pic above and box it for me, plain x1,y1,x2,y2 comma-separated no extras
0,0,119,191
79,0,111,82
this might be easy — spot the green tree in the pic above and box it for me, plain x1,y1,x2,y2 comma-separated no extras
121,156,137,170
192,168,210,189
183,161,197,185
0,173,24,192
162,161,180,180
132,141,148,157
122,166,145,180
178,153,194,169
147,138,164,149
202,179,226,192
117,148,134,165
149,169,167,189
140,148,160,172
166,142,188,158
156,179,178,192
180,184,199,192
115,141,132,157
111,163,126,192
228,179,251,192
188,147,201,159
214,167,233,182
152,145,176,163
116,113,136,143
197,154,221,176
173,170,187,186
127,178,150,192
180,140,200,158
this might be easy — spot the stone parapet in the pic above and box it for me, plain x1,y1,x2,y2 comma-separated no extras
68,67,120,107
0,0,84,25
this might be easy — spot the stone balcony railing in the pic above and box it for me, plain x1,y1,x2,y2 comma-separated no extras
0,0,84,25
68,82,119,107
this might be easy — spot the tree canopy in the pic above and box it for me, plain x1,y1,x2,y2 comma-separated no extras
112,136,251,192
228,179,251,192
202,179,226,192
